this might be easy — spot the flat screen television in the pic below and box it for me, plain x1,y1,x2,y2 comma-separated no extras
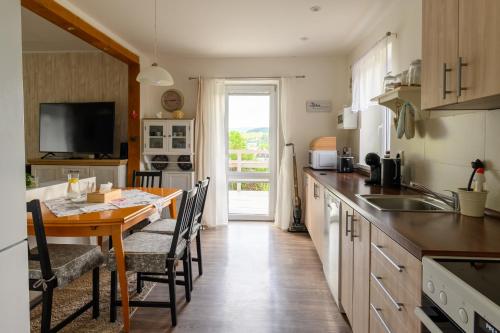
39,102,115,154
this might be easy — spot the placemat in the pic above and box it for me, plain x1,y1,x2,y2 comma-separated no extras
44,189,165,217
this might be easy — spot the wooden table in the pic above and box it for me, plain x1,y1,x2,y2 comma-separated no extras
27,187,183,332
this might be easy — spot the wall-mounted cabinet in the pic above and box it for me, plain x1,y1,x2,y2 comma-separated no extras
422,0,500,110
143,119,194,155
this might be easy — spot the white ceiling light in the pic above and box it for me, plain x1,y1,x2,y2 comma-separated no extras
136,0,174,86
310,5,321,12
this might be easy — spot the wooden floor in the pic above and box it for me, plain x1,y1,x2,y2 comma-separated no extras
131,222,351,332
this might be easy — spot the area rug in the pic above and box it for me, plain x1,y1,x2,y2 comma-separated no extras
30,270,155,332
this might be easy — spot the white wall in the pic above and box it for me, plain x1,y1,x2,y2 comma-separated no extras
0,0,30,331
143,56,350,192
347,0,500,211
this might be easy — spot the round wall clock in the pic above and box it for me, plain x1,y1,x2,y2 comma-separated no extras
161,89,184,112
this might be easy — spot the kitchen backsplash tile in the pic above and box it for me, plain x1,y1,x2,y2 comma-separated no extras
485,170,500,210
485,110,500,171
387,109,500,211
424,112,486,167
414,160,472,193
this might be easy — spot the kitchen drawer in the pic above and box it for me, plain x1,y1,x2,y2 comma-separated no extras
370,278,402,333
371,227,421,297
370,226,422,332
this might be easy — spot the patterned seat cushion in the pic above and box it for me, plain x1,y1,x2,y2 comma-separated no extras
107,232,186,274
29,244,104,288
142,218,201,239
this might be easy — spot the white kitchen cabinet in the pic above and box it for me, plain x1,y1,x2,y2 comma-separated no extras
143,119,194,155
305,174,326,263
0,241,30,333
166,120,194,155
90,165,127,188
162,171,195,215
60,166,90,179
143,119,169,155
162,171,195,191
31,161,127,187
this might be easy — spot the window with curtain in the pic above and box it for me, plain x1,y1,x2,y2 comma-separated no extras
351,38,392,166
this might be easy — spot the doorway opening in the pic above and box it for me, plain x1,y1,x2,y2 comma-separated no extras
225,84,277,221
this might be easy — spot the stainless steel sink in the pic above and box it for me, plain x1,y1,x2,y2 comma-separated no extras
355,194,456,212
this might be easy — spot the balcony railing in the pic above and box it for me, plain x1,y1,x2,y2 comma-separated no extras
228,149,269,192
228,149,269,171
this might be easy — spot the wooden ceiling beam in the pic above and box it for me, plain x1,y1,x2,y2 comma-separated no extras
21,0,139,65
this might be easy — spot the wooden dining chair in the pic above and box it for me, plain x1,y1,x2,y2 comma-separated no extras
132,170,162,188
141,178,210,287
107,187,198,327
27,199,104,333
130,170,164,288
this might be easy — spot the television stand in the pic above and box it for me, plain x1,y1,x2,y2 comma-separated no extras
96,153,113,160
41,152,56,159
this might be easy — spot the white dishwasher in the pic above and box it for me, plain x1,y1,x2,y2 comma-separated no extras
324,190,341,307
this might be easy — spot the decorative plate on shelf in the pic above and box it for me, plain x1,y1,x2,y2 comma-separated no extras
161,89,184,112
177,155,192,171
151,155,169,170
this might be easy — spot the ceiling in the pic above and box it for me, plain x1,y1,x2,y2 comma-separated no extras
57,0,399,58
22,8,96,52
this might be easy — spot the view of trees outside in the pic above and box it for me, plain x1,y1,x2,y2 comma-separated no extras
227,95,271,192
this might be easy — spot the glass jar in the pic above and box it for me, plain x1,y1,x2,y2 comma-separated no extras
67,171,81,199
383,73,397,92
408,59,422,86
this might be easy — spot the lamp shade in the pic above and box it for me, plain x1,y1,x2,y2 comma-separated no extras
136,63,174,86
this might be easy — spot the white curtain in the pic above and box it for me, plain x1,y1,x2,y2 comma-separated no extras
274,78,293,230
351,39,389,160
351,40,388,112
195,78,228,227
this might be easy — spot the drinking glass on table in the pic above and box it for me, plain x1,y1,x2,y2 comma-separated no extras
67,171,81,199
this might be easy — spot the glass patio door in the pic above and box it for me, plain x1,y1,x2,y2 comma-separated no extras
226,84,277,221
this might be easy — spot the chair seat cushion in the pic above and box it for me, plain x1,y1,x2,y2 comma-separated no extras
142,218,201,238
107,232,186,273
29,244,104,288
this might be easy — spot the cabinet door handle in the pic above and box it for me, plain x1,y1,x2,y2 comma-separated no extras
313,183,319,199
457,57,468,97
350,214,358,242
442,63,452,99
370,304,393,333
371,242,404,272
345,211,351,237
371,272,403,311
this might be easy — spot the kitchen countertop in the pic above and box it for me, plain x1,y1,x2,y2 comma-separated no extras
304,168,500,260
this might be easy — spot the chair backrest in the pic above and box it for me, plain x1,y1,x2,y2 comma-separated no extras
132,170,162,188
27,200,54,282
168,187,198,258
193,177,210,226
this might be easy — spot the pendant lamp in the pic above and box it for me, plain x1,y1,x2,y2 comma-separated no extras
136,0,174,86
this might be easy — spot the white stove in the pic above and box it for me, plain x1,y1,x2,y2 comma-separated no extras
417,256,500,333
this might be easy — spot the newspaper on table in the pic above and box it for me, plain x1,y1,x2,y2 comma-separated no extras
43,189,167,218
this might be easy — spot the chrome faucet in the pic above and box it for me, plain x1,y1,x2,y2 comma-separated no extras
408,182,460,212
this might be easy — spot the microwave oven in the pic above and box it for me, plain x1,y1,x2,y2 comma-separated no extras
309,150,337,170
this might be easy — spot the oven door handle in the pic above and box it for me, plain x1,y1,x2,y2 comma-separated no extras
414,307,444,333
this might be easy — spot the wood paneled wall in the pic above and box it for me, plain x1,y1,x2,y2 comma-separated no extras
23,51,128,160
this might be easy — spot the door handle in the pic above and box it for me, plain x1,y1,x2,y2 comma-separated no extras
371,273,403,311
442,63,452,99
345,210,351,237
414,307,444,333
350,214,358,242
457,57,468,97
370,304,393,333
